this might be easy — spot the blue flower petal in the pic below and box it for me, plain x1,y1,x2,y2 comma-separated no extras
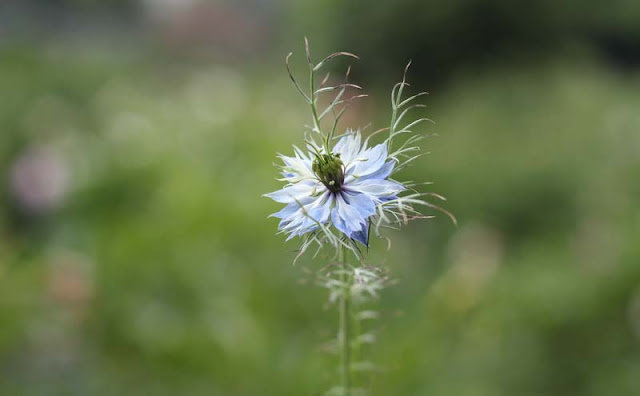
264,180,320,204
350,222,369,246
296,193,333,233
333,132,362,164
349,143,387,178
343,191,376,219
270,198,313,219
348,179,405,197
336,194,367,234
331,206,349,237
363,160,395,181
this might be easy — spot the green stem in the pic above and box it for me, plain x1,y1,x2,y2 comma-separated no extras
338,245,351,395
307,61,332,154
352,302,361,388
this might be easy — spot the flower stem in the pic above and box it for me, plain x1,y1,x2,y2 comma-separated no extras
338,245,351,395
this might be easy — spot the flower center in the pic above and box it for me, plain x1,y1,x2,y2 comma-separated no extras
312,153,344,193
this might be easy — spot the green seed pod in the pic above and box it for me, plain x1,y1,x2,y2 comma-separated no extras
312,153,344,193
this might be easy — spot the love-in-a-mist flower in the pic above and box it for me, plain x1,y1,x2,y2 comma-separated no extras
265,40,454,261
266,41,454,396
265,131,404,246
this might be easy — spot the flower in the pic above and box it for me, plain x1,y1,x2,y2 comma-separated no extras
264,130,405,246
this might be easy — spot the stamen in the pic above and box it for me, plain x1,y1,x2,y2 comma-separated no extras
312,153,345,193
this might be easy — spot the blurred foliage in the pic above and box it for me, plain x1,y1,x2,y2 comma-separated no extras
0,1,640,395
291,0,640,86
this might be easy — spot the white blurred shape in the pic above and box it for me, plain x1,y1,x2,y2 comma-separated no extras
10,146,70,214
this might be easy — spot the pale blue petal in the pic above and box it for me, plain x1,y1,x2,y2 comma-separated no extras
364,160,395,181
337,194,367,234
330,207,349,238
278,152,314,181
307,194,334,224
264,180,319,204
349,143,387,178
276,192,332,237
296,193,333,233
271,203,300,220
333,132,362,164
350,222,369,246
331,194,370,245
348,179,405,197
343,191,376,219
345,160,396,184
380,194,398,202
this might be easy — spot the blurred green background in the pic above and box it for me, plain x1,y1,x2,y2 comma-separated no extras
1,1,640,395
